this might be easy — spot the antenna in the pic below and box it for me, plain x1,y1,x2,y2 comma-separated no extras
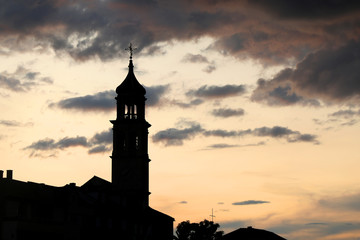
210,208,216,222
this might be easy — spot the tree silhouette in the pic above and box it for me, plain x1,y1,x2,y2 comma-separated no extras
174,219,223,240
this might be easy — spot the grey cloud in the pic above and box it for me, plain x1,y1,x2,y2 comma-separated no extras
232,200,270,205
152,123,203,146
253,126,296,138
0,0,359,67
0,66,53,92
211,108,245,118
207,143,239,149
206,141,265,150
178,201,188,204
145,84,170,106
88,145,111,154
251,41,360,105
248,0,360,20
203,129,247,138
0,120,23,127
154,123,317,147
25,128,113,156
90,128,112,145
51,90,115,112
171,98,204,108
329,109,360,118
25,136,88,151
182,53,209,63
51,84,168,112
187,85,246,99
203,64,216,73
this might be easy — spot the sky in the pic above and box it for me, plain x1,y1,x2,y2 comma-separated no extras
0,0,360,239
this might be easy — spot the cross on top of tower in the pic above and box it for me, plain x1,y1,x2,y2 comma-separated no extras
125,43,137,60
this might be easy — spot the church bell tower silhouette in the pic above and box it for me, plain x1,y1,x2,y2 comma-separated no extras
110,44,151,207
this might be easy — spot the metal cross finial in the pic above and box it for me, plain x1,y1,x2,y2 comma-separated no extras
125,43,137,60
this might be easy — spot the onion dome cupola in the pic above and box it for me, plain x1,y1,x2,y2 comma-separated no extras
115,57,146,121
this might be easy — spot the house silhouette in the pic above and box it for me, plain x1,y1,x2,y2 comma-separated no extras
0,55,174,240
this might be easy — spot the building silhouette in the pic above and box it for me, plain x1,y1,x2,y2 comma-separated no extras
223,226,286,240
0,56,174,240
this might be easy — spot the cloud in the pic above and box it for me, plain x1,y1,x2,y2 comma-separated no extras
145,84,170,106
232,200,270,205
24,128,114,156
0,0,358,67
51,84,168,112
88,145,111,154
251,41,360,105
50,90,115,112
171,98,204,108
25,136,88,151
203,64,216,73
328,109,360,119
206,141,266,149
248,0,360,19
0,66,53,92
187,85,246,99
0,120,30,127
90,128,112,145
152,122,203,146
211,108,245,118
182,53,209,63
178,201,188,204
207,143,239,149
154,123,318,147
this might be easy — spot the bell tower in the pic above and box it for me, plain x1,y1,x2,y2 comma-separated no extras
110,44,151,207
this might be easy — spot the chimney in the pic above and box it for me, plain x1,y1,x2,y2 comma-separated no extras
6,170,13,180
0,170,3,179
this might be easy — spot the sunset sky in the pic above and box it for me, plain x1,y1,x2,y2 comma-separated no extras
1,1,360,239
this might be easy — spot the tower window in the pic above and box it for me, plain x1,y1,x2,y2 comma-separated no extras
135,136,139,149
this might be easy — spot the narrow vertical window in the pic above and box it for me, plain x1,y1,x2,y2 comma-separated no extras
134,105,137,119
124,104,128,118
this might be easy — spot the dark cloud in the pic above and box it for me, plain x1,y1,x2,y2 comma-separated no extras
232,200,270,205
252,41,360,105
50,90,115,112
248,0,360,19
0,0,358,67
145,84,170,106
24,128,113,156
0,120,23,127
182,53,209,63
154,123,317,147
0,66,53,92
207,143,239,149
88,145,111,154
178,201,188,204
203,129,248,137
203,64,216,73
211,108,245,118
25,136,88,151
206,141,266,149
90,128,112,145
328,109,360,118
51,85,168,112
152,122,203,146
171,98,204,108
187,85,246,99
